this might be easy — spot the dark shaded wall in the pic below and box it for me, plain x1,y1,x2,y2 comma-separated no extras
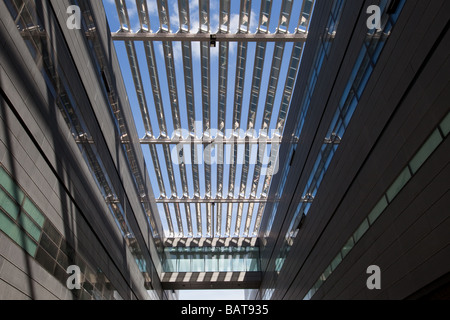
255,0,450,300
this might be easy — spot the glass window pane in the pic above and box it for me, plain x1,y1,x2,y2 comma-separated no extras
246,247,259,271
327,110,341,138
323,265,332,279
344,96,358,127
0,188,20,220
60,239,75,260
368,196,388,224
0,210,37,256
372,38,385,63
0,209,20,239
36,246,56,274
219,247,232,272
353,55,371,93
233,247,245,271
410,129,443,174
18,212,41,241
163,255,176,272
56,249,70,270
177,248,191,272
39,232,58,258
205,248,219,272
341,236,354,258
0,168,24,204
23,197,45,227
386,167,412,202
313,278,322,293
191,248,204,272
348,46,367,88
331,252,342,270
356,64,373,98
353,218,370,243
440,112,450,136
43,220,62,246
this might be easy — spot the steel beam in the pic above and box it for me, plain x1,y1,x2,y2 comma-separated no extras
111,31,307,42
156,198,276,204
139,136,280,145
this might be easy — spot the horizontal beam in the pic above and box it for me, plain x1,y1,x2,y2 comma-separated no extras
155,198,275,204
138,137,281,145
161,272,261,290
111,31,308,42
164,237,259,247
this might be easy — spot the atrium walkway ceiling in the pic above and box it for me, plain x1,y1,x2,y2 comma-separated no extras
107,0,315,239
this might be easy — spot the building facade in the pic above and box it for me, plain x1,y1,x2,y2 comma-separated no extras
251,0,450,300
1,0,449,301
0,0,170,300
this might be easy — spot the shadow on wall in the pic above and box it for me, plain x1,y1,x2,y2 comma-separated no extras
0,0,139,299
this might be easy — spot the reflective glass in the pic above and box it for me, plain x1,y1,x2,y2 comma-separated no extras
409,129,443,174
191,247,204,272
0,188,20,220
0,210,37,256
330,252,342,270
205,248,219,272
219,247,233,272
246,247,260,272
233,247,246,271
368,196,388,225
386,167,412,202
353,218,369,243
440,112,450,136
35,246,55,273
39,232,58,258
323,265,332,279
23,197,45,227
0,167,24,204
356,64,373,98
341,236,354,258
18,212,41,242
178,248,191,272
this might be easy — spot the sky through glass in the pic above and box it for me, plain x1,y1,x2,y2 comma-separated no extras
102,0,312,238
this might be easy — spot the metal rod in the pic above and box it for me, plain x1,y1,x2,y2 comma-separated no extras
111,31,308,42
156,198,277,204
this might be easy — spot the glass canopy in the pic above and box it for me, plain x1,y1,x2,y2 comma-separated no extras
104,0,316,239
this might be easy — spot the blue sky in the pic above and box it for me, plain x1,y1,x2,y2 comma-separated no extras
102,0,306,238
102,0,312,301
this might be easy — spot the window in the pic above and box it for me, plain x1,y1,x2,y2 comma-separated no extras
368,196,388,224
440,112,450,136
331,252,342,270
22,197,45,228
386,167,412,202
0,167,24,204
0,188,20,220
0,210,38,256
353,218,370,243
409,129,443,174
341,236,354,258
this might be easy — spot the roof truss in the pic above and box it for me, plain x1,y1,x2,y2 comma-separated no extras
110,0,315,238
